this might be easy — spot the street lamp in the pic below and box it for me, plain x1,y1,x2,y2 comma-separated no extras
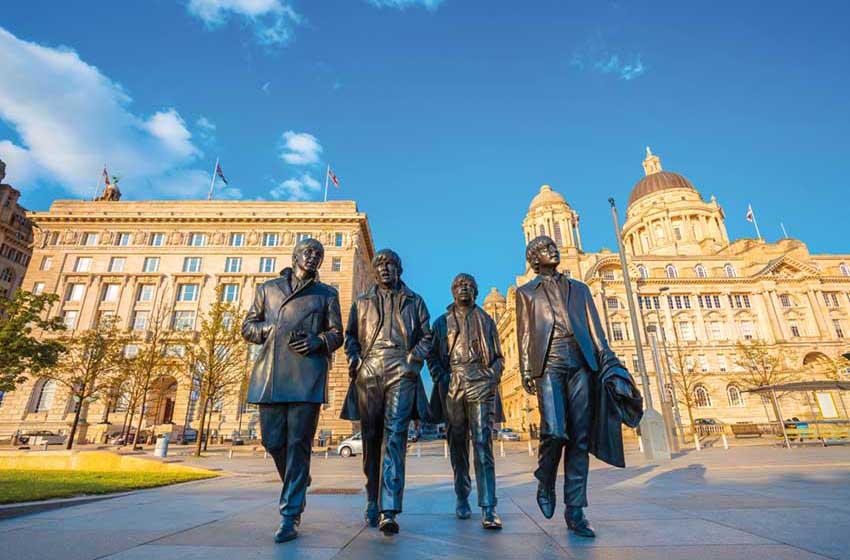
609,198,671,461
656,286,686,446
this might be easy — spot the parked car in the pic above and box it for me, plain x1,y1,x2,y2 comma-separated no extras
694,418,722,426
20,430,66,446
108,431,150,445
496,428,521,441
337,433,363,457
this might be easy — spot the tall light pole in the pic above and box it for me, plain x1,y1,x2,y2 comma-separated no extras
609,197,671,461
656,286,685,446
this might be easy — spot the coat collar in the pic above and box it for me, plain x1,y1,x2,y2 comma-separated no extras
365,281,414,302
278,267,314,308
531,271,568,289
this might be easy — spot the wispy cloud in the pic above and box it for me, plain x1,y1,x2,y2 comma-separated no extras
195,116,216,144
570,33,648,81
186,0,303,46
0,26,212,198
280,131,322,165
366,0,445,10
271,172,321,200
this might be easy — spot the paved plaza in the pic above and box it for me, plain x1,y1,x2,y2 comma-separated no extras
2,444,849,559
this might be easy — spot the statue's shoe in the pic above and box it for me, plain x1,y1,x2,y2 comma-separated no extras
274,516,298,543
456,498,472,519
565,507,596,538
364,501,379,527
379,512,399,535
536,481,556,519
481,507,502,530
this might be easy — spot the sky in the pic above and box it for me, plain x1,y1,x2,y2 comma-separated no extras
1,0,849,315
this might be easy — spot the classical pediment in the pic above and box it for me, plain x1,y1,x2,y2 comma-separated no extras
754,254,819,278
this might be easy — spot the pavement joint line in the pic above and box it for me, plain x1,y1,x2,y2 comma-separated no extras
504,493,570,556
91,518,222,560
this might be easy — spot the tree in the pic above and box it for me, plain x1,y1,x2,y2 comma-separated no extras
0,290,66,393
733,340,797,421
183,288,247,457
38,315,127,449
665,341,708,436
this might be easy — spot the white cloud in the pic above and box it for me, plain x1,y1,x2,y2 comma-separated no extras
0,27,208,198
593,54,645,81
280,131,322,165
367,0,445,10
195,116,217,144
186,0,303,46
271,172,321,200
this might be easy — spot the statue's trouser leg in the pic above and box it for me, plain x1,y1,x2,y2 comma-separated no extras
259,402,321,516
356,359,385,505
379,355,416,514
563,367,590,508
534,368,569,493
446,384,471,503
468,385,497,508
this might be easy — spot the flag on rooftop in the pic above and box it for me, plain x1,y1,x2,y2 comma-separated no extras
216,162,228,185
328,167,339,188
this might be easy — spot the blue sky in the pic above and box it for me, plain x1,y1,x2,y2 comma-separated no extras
1,0,849,313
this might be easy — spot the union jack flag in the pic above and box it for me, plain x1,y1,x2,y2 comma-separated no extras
215,162,228,185
328,167,339,188
102,166,111,186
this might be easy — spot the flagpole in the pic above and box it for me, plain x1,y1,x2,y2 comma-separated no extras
323,164,330,202
752,208,763,241
92,163,106,200
780,222,789,239
208,157,218,201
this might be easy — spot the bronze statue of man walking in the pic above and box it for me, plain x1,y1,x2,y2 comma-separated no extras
242,238,343,543
516,236,642,537
428,273,504,530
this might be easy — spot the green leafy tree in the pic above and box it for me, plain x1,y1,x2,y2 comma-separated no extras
0,290,66,393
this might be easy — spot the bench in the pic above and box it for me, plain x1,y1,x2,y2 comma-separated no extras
731,423,762,438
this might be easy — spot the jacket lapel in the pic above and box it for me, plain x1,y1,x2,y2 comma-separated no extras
446,305,460,356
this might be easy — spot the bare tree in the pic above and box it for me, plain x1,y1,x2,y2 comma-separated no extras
733,340,797,421
665,343,708,436
38,315,127,449
183,287,247,457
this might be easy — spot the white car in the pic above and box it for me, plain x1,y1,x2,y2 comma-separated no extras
336,433,363,457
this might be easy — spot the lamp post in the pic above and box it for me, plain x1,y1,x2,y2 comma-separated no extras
655,287,686,446
609,198,671,461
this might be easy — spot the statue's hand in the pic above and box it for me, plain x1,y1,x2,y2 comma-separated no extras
289,334,324,356
522,374,537,395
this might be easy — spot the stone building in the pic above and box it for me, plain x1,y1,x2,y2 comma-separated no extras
0,159,34,300
0,195,374,444
489,149,850,436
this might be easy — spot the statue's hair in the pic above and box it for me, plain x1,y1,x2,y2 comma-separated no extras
291,237,324,266
526,235,556,273
372,249,403,275
451,273,478,299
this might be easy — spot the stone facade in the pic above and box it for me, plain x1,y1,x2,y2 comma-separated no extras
489,149,850,435
0,198,374,443
0,159,34,301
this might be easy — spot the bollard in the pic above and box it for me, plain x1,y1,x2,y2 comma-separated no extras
228,449,233,459
325,447,329,459
500,440,505,457
527,439,533,457
417,443,421,458
444,440,448,458
694,433,701,451
638,436,644,453
721,433,729,450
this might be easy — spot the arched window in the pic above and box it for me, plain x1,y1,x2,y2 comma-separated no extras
33,380,57,413
553,223,564,246
840,263,850,277
655,224,665,240
694,384,712,408
724,263,737,278
695,264,707,278
637,265,649,279
727,385,745,407
665,264,678,279
538,224,546,237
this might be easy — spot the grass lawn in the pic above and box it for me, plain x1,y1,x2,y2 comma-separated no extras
0,469,218,504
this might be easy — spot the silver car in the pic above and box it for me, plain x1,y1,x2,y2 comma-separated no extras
336,432,363,457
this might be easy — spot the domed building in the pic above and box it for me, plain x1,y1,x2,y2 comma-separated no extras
496,149,850,438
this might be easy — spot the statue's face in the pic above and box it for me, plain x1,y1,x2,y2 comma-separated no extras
375,258,400,288
535,240,560,269
452,277,476,306
294,244,323,274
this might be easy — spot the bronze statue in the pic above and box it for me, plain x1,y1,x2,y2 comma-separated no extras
516,236,643,537
241,238,343,543
340,249,432,535
428,273,504,530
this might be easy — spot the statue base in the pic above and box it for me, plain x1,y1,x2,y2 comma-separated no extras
639,407,671,461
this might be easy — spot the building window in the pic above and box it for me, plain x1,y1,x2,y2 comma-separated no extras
33,282,45,295
834,319,845,339
334,233,344,247
221,284,240,302
665,264,678,279
296,232,312,242
612,322,625,342
40,256,53,271
727,385,745,407
165,344,186,358
66,284,85,302
74,257,93,272
709,322,725,340
740,321,755,340
188,233,207,247
150,233,165,247
225,257,242,273
679,321,695,341
724,263,737,278
838,262,850,276
259,257,276,273
33,380,57,412
606,297,619,310
108,257,125,273
177,284,199,302
262,232,279,247
698,294,722,309
823,292,841,307
0,268,13,282
637,265,649,279
331,257,342,272
728,294,751,309
137,285,155,302
132,311,149,331
602,270,615,281
717,355,728,372
694,385,712,408
124,344,139,359
779,294,792,308
672,223,682,241
553,223,564,246
230,232,244,247
538,224,546,236
698,354,710,372
183,257,202,272
143,257,160,273
172,311,196,331
82,232,99,246
695,264,707,278
115,232,131,246
789,321,801,337
655,224,665,240
101,284,120,302
667,295,691,310
61,310,79,330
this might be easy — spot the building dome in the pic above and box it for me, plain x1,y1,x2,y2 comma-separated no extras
483,287,506,306
627,170,696,208
529,185,568,211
